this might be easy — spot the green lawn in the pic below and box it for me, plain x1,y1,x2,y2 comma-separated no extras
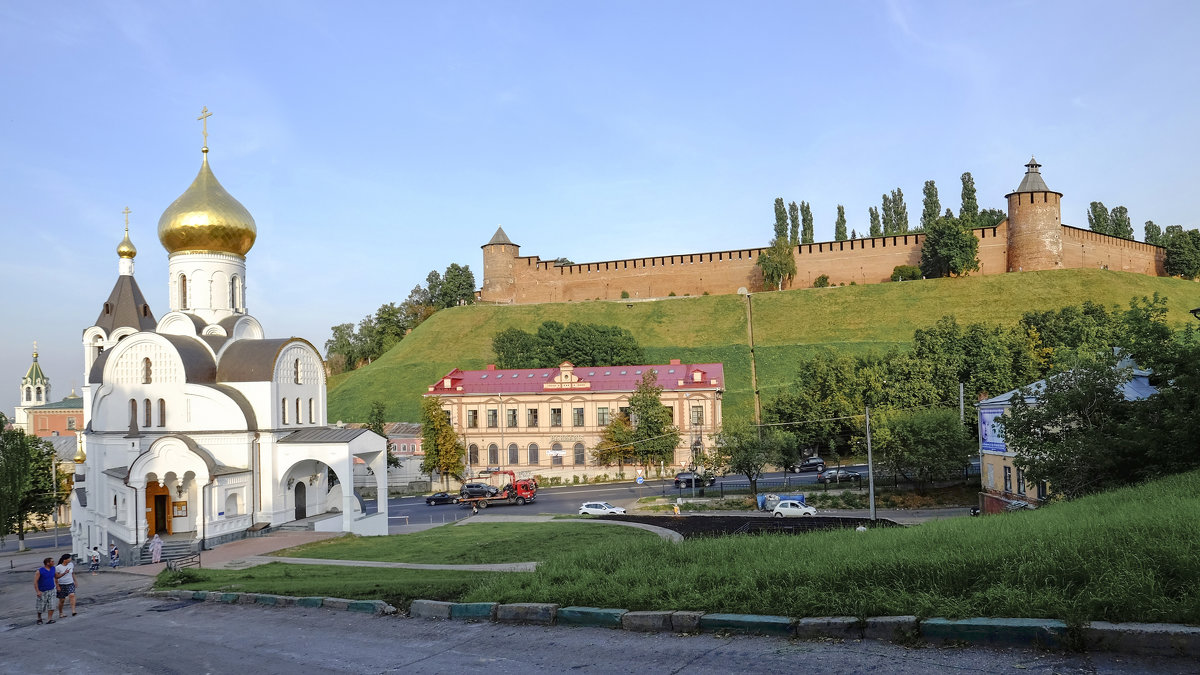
328,269,1200,423
268,521,659,564
158,470,1200,623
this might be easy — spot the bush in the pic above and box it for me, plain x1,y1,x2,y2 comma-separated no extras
891,265,922,282
668,291,676,297
813,275,830,288
620,290,630,299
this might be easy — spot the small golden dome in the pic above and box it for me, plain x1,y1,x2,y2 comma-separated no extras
117,225,137,259
158,152,257,257
74,438,86,464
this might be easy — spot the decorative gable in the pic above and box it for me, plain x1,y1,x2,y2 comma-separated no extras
544,361,591,391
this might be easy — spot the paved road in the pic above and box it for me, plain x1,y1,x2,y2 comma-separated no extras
3,593,1192,675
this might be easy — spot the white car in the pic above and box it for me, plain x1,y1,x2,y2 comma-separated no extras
579,502,626,516
772,500,816,518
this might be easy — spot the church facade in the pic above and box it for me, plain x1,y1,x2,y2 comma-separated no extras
479,159,1166,304
72,125,387,563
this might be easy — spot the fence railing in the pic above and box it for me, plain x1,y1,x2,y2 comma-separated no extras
673,467,978,499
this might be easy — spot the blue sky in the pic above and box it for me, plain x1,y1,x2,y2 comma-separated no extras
3,1,1198,412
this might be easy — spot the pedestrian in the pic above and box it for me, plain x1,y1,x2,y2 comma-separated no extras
55,553,77,618
150,534,163,564
88,547,101,575
109,544,120,569
34,557,58,624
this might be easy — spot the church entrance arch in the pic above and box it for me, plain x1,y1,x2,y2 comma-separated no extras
294,481,307,520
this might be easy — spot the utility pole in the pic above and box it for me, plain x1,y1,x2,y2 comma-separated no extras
959,382,965,423
865,405,876,521
52,451,59,549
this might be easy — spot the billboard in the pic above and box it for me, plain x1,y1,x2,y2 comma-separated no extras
979,407,1008,453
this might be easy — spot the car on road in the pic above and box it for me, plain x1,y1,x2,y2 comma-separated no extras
788,457,826,473
817,468,861,484
460,482,500,498
579,502,626,516
674,472,717,488
425,492,459,506
772,500,817,518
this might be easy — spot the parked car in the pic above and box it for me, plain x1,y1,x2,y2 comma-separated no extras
460,482,500,498
674,472,717,488
425,492,459,506
817,468,861,484
772,500,817,518
579,502,626,516
788,457,826,473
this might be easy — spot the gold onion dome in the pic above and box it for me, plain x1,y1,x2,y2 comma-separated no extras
157,151,257,257
117,225,137,259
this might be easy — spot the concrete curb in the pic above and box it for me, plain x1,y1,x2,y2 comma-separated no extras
145,589,1200,657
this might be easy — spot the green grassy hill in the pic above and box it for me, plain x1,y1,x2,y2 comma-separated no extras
328,269,1200,423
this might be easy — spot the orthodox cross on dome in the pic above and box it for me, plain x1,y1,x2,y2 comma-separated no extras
33,340,38,358
122,206,131,229
197,106,212,150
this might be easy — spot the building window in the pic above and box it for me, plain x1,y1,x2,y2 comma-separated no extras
619,406,630,420
574,442,585,465
506,409,517,428
467,410,478,428
488,444,499,465
468,444,479,466
528,443,539,465
551,443,563,466
1036,481,1048,500
36,387,42,402
179,274,188,309
141,358,152,384
129,399,137,427
443,410,451,425
1016,469,1026,496
597,407,609,426
282,398,288,424
296,398,302,424
550,408,562,427
1003,466,1012,493
508,443,519,465
986,464,994,488
527,409,539,427
24,387,30,402
67,417,77,430
573,407,584,427
691,405,704,426
158,399,165,427
486,409,498,428
144,398,152,428
294,358,302,384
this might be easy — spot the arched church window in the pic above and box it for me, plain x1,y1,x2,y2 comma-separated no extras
129,399,137,427
294,358,302,384
142,358,152,384
308,398,314,424
104,302,112,315
24,387,30,402
158,399,166,427
281,398,288,424
296,398,302,424
179,274,188,309
36,387,42,402
144,399,152,427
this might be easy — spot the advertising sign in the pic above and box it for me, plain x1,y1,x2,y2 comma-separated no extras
979,407,1008,453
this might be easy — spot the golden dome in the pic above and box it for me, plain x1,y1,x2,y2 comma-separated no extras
158,151,257,257
73,436,86,464
117,224,137,259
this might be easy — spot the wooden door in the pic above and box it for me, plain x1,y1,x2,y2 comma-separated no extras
294,482,306,520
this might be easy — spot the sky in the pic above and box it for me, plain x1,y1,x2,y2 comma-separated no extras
3,0,1199,412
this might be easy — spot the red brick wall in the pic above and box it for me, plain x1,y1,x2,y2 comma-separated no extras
1061,226,1165,275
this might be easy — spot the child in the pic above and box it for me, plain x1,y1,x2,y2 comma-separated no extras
88,547,101,575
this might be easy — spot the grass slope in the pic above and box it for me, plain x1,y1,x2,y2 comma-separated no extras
329,269,1200,423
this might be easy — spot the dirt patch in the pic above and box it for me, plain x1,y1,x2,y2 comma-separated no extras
599,515,899,539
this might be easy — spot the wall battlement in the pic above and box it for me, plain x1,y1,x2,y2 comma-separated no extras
479,159,1166,304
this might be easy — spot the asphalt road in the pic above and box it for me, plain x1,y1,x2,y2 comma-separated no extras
2,593,1191,675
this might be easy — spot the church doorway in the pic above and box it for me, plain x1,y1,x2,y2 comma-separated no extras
145,481,173,535
294,482,306,520
154,495,168,533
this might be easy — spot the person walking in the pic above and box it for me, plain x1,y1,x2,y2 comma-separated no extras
149,534,163,564
109,544,120,569
34,558,58,624
88,547,101,575
55,554,77,618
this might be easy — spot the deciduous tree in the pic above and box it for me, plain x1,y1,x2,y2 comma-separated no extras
1087,201,1111,235
366,401,398,468
420,397,466,489
1108,205,1133,240
708,415,775,495
834,205,847,241
891,188,909,233
976,208,1006,229
959,172,978,229
0,416,61,549
773,198,788,241
919,209,979,279
801,201,814,244
881,193,895,234
869,206,882,237
1143,220,1162,246
877,408,972,488
921,180,941,231
1163,226,1200,279
625,370,681,468
788,201,800,246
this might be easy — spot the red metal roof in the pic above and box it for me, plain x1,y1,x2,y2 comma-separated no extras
427,362,724,396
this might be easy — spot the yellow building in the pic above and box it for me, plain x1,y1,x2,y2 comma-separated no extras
424,360,723,482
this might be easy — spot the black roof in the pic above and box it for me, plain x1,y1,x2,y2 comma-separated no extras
92,274,156,334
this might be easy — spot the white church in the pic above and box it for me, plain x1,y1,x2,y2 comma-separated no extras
72,118,388,563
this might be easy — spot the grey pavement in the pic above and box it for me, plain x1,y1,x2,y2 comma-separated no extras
3,595,1195,674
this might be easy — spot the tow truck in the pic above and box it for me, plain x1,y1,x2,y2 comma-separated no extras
458,470,537,509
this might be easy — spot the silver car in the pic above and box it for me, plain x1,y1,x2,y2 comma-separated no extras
579,502,626,516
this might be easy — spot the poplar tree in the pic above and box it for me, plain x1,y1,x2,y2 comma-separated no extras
773,198,788,240
800,201,814,244
1144,220,1163,246
869,206,882,237
788,201,800,246
960,172,979,229
920,180,941,231
1109,205,1133,239
892,188,910,233
834,205,847,241
1088,201,1111,235
881,193,895,234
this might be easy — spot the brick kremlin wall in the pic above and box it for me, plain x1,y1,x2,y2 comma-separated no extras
1060,225,1165,276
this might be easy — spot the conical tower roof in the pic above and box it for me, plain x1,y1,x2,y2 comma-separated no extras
1012,156,1055,193
483,226,517,247
22,347,48,388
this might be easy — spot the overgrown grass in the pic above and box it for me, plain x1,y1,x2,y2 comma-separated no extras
268,522,659,564
155,563,497,610
462,470,1200,624
329,269,1200,422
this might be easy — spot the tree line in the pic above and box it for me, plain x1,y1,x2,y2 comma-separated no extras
0,415,69,548
492,321,645,369
324,263,476,374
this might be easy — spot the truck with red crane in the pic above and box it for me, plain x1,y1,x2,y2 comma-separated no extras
458,470,537,509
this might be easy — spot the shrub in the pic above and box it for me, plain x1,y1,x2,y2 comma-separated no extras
620,290,630,299
813,275,830,288
891,264,922,282
668,291,676,297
